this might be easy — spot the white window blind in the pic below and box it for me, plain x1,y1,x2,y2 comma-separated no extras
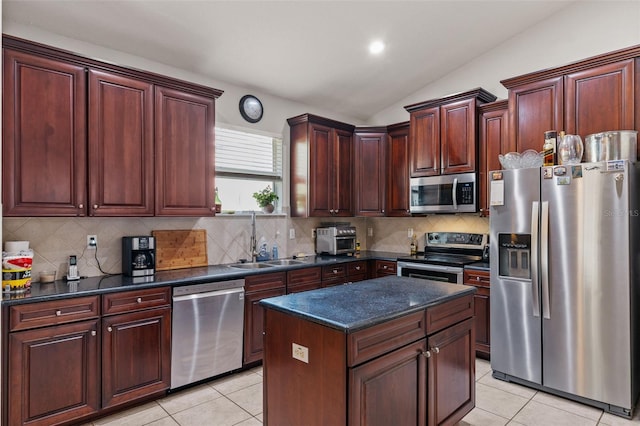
214,127,283,212
215,127,282,178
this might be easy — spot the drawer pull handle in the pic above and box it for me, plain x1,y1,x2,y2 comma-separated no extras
421,350,431,358
108,326,113,332
355,266,361,270
91,331,96,336
432,346,440,354
55,310,62,316
137,297,142,303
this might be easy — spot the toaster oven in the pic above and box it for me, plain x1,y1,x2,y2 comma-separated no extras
316,226,357,255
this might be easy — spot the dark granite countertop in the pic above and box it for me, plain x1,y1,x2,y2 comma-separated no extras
465,261,490,271
1,250,407,306
259,275,476,333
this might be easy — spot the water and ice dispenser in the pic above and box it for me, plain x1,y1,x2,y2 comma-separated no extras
498,234,531,279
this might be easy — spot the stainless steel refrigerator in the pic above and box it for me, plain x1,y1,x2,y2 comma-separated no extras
489,160,640,418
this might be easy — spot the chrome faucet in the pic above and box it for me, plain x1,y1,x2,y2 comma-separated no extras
250,211,257,262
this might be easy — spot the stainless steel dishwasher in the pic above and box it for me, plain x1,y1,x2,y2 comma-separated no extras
171,279,245,389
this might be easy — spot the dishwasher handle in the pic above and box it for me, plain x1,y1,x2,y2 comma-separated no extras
173,286,244,303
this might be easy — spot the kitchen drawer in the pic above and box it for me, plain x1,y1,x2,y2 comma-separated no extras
426,294,474,334
322,264,347,287
348,310,426,367
9,296,100,332
374,260,397,276
464,269,490,288
245,271,286,293
102,287,171,316
287,266,322,286
347,261,367,277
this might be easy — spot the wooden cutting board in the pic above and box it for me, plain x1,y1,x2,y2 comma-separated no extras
152,229,208,271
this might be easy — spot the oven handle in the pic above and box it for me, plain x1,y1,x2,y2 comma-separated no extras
397,261,463,274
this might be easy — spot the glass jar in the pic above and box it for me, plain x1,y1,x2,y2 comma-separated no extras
557,134,584,165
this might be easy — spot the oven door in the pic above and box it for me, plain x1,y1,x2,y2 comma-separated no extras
397,261,463,284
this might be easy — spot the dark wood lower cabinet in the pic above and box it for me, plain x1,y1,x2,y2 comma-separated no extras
8,320,100,426
102,307,171,409
427,318,475,426
464,269,491,359
264,294,475,426
6,288,171,425
350,339,427,426
243,272,287,365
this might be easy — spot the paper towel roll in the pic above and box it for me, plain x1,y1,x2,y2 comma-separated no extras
4,241,29,253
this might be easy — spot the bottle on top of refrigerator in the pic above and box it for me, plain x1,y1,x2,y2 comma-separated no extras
543,130,557,166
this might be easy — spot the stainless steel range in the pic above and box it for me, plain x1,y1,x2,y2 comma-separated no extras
397,232,488,284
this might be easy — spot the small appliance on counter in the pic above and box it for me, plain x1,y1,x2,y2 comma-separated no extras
122,236,155,277
315,223,357,255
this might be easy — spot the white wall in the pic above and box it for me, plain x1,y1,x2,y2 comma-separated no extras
368,1,640,125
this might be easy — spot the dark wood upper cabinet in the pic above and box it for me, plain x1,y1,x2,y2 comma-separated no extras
2,35,223,217
386,122,411,217
502,45,639,158
354,127,387,217
3,48,87,216
478,100,509,216
564,59,635,137
405,88,496,177
154,87,216,216
505,76,563,154
288,113,355,217
88,70,154,216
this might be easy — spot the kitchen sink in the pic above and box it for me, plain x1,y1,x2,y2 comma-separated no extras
265,259,306,266
229,262,275,269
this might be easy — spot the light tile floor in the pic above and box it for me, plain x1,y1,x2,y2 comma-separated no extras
85,359,640,425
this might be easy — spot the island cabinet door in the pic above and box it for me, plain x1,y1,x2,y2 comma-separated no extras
349,339,428,426
426,318,475,426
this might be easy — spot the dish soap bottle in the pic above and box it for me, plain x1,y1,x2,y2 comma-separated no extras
271,242,278,260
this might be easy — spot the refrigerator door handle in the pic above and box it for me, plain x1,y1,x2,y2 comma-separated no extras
531,201,540,318
540,201,551,319
452,178,458,210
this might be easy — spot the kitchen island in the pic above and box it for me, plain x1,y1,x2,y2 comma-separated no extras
260,275,476,426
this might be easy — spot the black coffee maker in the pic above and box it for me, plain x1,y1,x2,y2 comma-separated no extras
122,236,155,277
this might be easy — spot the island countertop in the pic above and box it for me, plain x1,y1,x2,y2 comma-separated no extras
259,275,476,333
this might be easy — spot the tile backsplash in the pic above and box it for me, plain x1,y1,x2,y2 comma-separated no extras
2,214,488,282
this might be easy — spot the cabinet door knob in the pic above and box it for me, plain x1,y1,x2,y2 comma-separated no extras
432,346,440,354
137,297,142,303
421,350,431,358
93,204,99,209
55,310,62,316
335,209,339,214
332,269,338,274
108,326,113,332
355,266,361,271
78,204,84,209
91,330,97,336
382,209,385,213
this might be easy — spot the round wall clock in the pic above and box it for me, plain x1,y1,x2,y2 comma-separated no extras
239,95,263,123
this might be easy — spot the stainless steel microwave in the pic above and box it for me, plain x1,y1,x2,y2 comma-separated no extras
409,172,477,214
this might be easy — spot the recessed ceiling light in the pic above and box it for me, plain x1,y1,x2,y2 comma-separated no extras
369,40,385,55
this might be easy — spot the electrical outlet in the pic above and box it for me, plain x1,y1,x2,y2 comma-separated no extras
292,343,309,363
408,228,414,238
367,227,373,237
289,228,296,239
87,235,97,249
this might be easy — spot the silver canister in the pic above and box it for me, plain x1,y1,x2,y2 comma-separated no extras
584,130,637,163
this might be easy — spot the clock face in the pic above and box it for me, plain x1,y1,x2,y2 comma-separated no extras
240,95,263,123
